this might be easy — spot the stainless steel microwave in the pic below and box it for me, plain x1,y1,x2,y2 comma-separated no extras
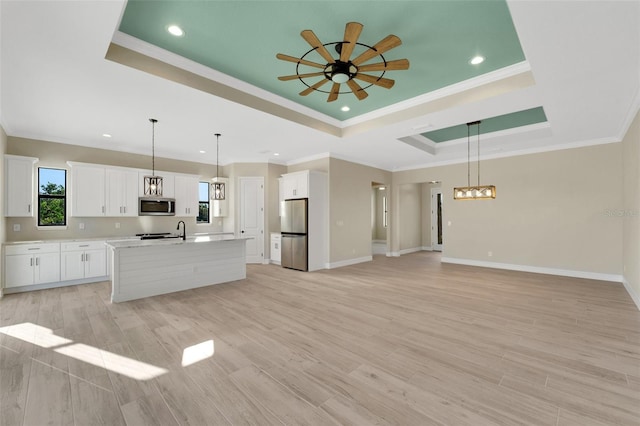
138,197,176,216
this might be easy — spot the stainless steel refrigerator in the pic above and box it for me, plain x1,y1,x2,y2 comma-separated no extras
281,198,308,271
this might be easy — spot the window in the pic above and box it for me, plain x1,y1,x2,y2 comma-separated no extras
38,168,66,226
383,195,388,228
197,182,210,223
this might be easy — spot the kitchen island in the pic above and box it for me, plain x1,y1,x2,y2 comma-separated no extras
106,234,248,302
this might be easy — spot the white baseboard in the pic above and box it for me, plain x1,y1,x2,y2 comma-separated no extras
399,247,422,255
421,246,433,251
326,256,373,269
622,277,640,311
270,260,281,265
441,257,623,283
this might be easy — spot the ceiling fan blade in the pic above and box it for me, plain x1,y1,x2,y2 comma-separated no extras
352,34,402,66
301,30,335,64
276,53,326,69
300,78,330,96
327,83,340,102
354,73,395,89
278,72,325,81
356,58,410,72
346,79,368,100
340,22,363,62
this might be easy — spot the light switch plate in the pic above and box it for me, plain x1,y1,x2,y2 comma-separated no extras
13,224,20,232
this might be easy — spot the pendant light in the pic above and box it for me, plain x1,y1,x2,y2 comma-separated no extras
143,118,163,196
211,133,225,200
453,120,496,200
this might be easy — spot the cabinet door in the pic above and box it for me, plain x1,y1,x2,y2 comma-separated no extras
5,156,36,217
5,254,34,287
294,173,309,198
72,165,105,217
61,251,85,281
35,252,61,284
105,169,124,216
84,249,106,278
283,177,297,199
122,170,139,216
175,175,199,216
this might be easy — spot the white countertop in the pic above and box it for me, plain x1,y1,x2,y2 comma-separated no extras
3,232,235,246
106,234,250,249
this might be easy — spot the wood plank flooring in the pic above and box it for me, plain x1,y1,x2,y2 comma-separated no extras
1,252,639,425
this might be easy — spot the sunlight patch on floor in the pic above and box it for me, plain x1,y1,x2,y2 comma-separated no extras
181,339,214,367
0,322,167,380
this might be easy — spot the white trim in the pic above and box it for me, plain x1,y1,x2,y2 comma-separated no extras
342,61,532,127
399,247,422,255
441,257,623,283
3,275,109,294
326,256,372,269
286,152,331,166
617,86,640,141
37,226,68,231
622,277,640,311
421,246,433,251
270,260,281,266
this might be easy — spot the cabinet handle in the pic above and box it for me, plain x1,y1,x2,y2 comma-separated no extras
81,253,84,262
28,247,40,250
275,243,278,249
35,257,39,266
79,244,89,247
102,206,105,214
86,253,89,262
123,206,126,214
30,258,33,266
28,204,31,213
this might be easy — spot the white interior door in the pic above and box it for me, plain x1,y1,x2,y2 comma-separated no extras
239,177,264,264
431,187,443,252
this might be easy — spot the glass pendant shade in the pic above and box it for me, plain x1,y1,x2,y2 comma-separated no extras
211,133,225,200
453,120,496,201
144,118,163,196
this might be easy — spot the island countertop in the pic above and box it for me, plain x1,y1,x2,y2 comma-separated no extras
105,234,250,249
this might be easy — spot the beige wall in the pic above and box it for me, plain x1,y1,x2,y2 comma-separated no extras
287,157,329,173
622,109,640,306
328,157,390,264
394,143,623,276
398,183,422,251
5,136,229,242
0,126,6,245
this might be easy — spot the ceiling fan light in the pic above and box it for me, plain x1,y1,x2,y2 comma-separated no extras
331,73,350,84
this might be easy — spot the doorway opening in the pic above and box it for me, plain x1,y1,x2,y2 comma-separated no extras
371,182,388,255
431,186,443,252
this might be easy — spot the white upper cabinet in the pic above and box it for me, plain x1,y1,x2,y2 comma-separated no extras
70,164,106,217
105,168,138,216
174,174,199,217
281,171,309,199
4,155,38,217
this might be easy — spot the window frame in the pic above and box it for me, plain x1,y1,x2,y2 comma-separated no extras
37,167,67,227
197,181,210,224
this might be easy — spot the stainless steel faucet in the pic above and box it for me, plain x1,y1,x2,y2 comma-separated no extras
176,220,186,241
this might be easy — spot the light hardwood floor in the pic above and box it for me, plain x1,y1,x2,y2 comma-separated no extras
1,252,639,425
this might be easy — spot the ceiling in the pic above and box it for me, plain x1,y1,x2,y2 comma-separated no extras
1,1,638,172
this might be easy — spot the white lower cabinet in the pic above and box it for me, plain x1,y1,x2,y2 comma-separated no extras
61,241,106,281
270,233,281,264
4,243,60,288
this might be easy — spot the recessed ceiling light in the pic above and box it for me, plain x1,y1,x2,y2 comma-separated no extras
341,106,350,112
273,153,280,156
470,55,485,65
199,150,206,154
167,25,184,37
102,133,112,138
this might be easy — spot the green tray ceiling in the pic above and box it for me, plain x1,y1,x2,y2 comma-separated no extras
422,107,548,142
119,1,526,120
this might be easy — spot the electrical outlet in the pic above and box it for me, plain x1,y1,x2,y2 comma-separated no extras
13,224,20,232
488,251,493,257
79,223,85,230
115,222,120,229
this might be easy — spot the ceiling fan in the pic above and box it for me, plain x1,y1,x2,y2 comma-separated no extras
276,22,410,102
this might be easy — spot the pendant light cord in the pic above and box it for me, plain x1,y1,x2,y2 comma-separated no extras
467,123,471,187
215,133,221,179
477,121,480,186
149,118,157,175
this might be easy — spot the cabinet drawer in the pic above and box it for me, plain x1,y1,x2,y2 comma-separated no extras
61,241,105,252
5,243,60,255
